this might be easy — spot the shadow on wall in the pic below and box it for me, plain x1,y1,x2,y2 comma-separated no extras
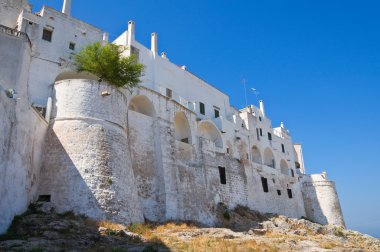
38,129,106,220
302,183,328,225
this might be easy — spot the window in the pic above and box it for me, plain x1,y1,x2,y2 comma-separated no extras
42,28,53,42
246,153,249,159
259,116,262,121
268,132,272,141
199,102,205,115
260,128,263,136
37,195,51,202
166,88,172,98
256,128,260,141
277,190,281,196
69,42,75,50
287,189,293,199
261,177,268,192
291,169,295,177
272,178,275,183
181,138,189,144
226,148,230,154
214,109,220,118
281,144,285,153
218,166,226,184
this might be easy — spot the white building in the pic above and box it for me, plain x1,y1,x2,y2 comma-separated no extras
0,0,345,234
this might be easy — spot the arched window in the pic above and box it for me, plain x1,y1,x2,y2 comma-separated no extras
128,95,156,117
252,145,262,164
174,112,192,144
197,120,223,148
280,159,289,175
263,148,275,168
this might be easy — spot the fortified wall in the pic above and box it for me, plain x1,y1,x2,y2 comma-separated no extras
0,0,345,234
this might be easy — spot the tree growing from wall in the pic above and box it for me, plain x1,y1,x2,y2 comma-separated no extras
74,42,145,90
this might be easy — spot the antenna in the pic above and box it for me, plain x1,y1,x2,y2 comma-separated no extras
251,88,259,106
242,78,248,107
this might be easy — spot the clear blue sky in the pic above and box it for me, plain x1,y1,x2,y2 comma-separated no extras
30,0,380,237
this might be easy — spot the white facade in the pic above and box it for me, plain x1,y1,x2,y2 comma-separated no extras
0,0,345,234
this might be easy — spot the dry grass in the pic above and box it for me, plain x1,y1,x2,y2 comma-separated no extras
155,235,278,252
98,220,125,231
320,241,338,249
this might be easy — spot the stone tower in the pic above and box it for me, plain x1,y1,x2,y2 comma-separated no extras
301,173,345,227
38,78,144,224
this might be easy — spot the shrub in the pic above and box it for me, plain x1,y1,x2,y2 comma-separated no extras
74,42,145,90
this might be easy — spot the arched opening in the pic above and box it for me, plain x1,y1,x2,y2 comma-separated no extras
251,145,262,164
263,148,275,168
174,112,192,144
280,159,289,175
197,120,223,148
128,95,156,117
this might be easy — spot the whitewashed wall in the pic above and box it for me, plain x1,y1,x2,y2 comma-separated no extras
0,31,47,234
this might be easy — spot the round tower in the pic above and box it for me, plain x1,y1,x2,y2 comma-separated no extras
301,173,345,227
38,78,144,224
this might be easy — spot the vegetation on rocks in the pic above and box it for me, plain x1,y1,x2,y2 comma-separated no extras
0,203,379,251
74,42,145,90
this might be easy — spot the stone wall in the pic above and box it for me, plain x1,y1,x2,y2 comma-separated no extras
0,31,47,234
126,88,308,225
0,0,31,28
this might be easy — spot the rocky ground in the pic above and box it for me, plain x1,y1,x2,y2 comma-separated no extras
0,203,379,252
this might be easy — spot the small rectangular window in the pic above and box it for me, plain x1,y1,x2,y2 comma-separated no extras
259,116,262,121
246,153,249,159
256,128,260,141
287,189,293,199
261,177,268,192
277,190,281,196
281,144,285,153
200,102,205,115
218,166,226,184
214,109,220,118
42,28,53,42
37,195,51,202
166,88,172,98
69,42,75,50
268,132,272,141
260,128,263,136
226,148,230,154
181,138,189,144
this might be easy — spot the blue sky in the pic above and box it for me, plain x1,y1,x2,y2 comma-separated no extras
30,0,380,237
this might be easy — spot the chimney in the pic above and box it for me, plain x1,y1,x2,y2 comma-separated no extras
161,52,167,59
62,0,71,16
151,32,158,55
127,20,135,45
259,100,266,117
280,122,284,128
102,32,109,45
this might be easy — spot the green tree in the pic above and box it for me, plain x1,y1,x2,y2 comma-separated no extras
74,42,145,90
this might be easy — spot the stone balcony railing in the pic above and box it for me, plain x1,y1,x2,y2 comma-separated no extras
0,24,32,47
